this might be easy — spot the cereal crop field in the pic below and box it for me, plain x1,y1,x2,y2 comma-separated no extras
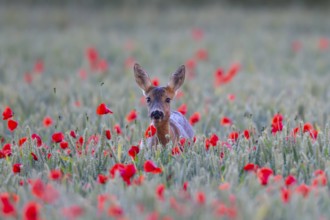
0,4,330,220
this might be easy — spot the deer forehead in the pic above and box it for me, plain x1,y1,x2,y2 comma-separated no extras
147,86,174,99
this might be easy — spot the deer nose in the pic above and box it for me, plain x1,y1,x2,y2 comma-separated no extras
150,110,164,120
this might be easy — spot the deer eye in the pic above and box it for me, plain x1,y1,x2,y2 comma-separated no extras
165,98,171,103
146,97,151,103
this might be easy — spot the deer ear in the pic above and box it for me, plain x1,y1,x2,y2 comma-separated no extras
168,65,185,92
134,63,152,94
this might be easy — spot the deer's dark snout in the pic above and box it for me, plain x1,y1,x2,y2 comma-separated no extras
150,110,164,120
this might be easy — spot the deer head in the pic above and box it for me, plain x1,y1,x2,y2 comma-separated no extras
134,63,185,125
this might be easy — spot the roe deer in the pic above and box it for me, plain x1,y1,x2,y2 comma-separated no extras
134,63,194,148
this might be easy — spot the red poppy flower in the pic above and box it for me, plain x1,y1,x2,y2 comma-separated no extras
105,129,111,140
257,167,273,185
96,103,113,115
108,205,123,217
19,137,27,146
30,152,38,161
33,59,44,74
7,119,18,132
128,146,139,158
243,163,258,172
97,59,108,72
183,182,188,191
243,130,250,140
70,130,77,139
195,48,208,61
220,117,232,126
52,132,64,143
78,69,87,80
86,47,99,69
151,77,159,86
309,129,318,140
126,110,137,122
303,123,313,133
43,116,52,128
185,58,196,70
109,163,136,185
2,143,11,157
189,112,200,126
114,124,122,135
281,188,291,203
171,146,181,156
177,104,187,115
12,163,22,174
49,170,62,181
227,94,236,101
285,175,296,187
192,28,204,41
295,184,310,197
204,138,210,151
271,114,283,134
98,174,108,184
156,184,165,201
2,106,13,120
62,205,84,219
60,141,68,150
145,125,156,138
30,179,59,203
24,72,33,84
319,37,329,51
292,127,300,137
209,134,219,146
23,201,40,220
0,193,16,216
144,160,162,174
292,40,302,53
312,173,327,186
228,132,239,142
196,192,205,205
31,134,42,147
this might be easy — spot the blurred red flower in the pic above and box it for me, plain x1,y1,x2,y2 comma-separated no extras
31,134,42,147
30,152,38,161
126,110,137,123
214,63,240,86
60,141,68,150
195,48,208,61
192,28,204,41
319,37,329,51
98,174,108,184
2,106,13,120
128,146,140,158
114,124,122,135
96,103,113,115
97,59,108,72
145,125,156,138
43,116,52,128
108,205,123,217
271,113,283,134
285,175,296,187
177,104,187,115
144,160,162,174
7,119,18,132
243,163,258,172
196,192,205,205
52,132,64,143
49,170,62,181
30,179,59,203
33,59,44,74
23,201,40,220
12,163,22,174
189,112,200,126
291,40,302,53
295,184,310,197
151,77,159,86
156,184,165,201
281,188,291,203
105,129,111,140
19,137,27,147
86,47,99,70
62,205,84,220
228,132,239,142
171,146,181,156
109,163,136,185
220,117,232,126
70,130,77,139
243,130,250,140
209,134,219,146
257,167,273,185
0,193,16,216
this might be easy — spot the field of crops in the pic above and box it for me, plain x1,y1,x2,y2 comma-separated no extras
1,5,330,220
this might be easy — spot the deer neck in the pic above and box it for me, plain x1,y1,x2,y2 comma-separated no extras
153,119,172,146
